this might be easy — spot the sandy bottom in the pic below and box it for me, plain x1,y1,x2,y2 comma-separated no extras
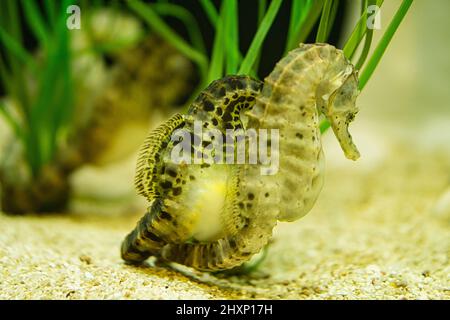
1,126,449,300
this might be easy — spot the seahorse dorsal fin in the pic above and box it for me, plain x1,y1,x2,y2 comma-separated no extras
134,113,185,200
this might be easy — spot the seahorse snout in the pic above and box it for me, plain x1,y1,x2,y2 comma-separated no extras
331,116,360,160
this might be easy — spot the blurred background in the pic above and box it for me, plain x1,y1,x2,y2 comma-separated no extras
0,0,448,299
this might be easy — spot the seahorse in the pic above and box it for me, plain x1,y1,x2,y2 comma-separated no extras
121,43,360,271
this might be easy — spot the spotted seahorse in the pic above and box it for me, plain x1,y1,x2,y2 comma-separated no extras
121,43,360,271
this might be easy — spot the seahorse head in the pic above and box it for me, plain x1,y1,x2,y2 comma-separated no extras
317,63,360,161
328,70,360,160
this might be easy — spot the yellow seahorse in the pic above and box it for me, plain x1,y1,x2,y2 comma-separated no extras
121,43,360,271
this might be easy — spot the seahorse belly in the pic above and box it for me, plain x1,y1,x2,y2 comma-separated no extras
177,165,230,242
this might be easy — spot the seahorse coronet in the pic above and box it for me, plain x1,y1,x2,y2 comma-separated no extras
121,44,360,271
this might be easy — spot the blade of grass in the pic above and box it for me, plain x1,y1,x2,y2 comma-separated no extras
198,0,244,74
224,0,240,74
354,29,373,70
5,0,22,42
0,53,29,126
355,0,376,70
316,0,334,42
1,1,32,124
50,2,74,155
258,0,268,24
207,2,226,83
44,0,57,27
200,0,219,26
181,0,227,111
0,54,13,96
128,0,208,80
359,0,413,90
238,0,283,74
21,0,49,47
287,0,306,46
0,27,38,72
24,125,41,175
29,0,73,166
285,0,324,53
360,0,368,16
250,0,267,77
153,2,207,56
350,0,372,60
285,0,315,53
326,0,339,37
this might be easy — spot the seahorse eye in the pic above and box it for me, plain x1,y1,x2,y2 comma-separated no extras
346,112,355,123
